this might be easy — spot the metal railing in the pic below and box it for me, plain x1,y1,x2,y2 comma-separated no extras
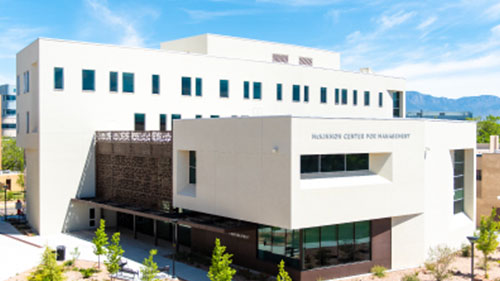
95,131,172,143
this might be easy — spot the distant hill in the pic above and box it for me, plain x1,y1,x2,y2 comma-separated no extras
406,91,500,118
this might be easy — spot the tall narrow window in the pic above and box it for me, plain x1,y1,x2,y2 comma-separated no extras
189,151,196,184
276,84,282,101
243,81,250,99
82,69,95,91
320,87,327,103
292,85,300,102
364,91,370,106
160,114,167,131
171,114,181,130
109,72,118,92
393,92,401,117
341,89,348,105
379,92,383,107
24,71,30,93
134,113,145,131
26,112,29,134
304,86,309,102
253,82,262,100
16,113,19,134
353,90,358,106
182,77,191,96
220,80,229,98
123,72,134,93
335,89,339,104
152,74,160,94
454,150,465,214
16,75,20,96
196,78,202,96
54,67,64,90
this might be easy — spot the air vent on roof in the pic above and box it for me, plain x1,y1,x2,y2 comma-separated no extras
273,54,289,63
299,57,313,66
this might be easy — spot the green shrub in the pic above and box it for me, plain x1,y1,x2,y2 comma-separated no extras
401,272,420,281
79,268,98,279
426,245,455,281
460,243,471,257
28,247,65,281
63,260,74,267
371,265,387,278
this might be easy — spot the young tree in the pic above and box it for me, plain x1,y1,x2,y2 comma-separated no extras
475,115,500,143
105,232,125,279
92,219,108,268
207,238,236,281
28,246,65,281
2,137,24,171
476,207,500,279
277,260,292,281
425,245,455,281
140,249,160,281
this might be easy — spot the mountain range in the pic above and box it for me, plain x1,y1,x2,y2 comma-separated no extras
406,91,500,118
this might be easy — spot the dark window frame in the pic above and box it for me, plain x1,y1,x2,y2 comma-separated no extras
54,67,64,90
220,79,229,98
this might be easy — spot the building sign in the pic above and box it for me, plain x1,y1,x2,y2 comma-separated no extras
312,133,411,140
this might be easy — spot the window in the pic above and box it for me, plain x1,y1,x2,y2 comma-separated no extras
2,124,16,129
134,113,145,131
16,75,19,96
16,113,19,133
243,81,249,99
304,86,309,102
26,112,29,134
272,54,289,63
54,67,64,90
477,170,482,181
195,115,202,119
299,57,313,66
320,87,327,103
160,114,167,131
393,92,401,117
276,84,282,101
5,109,15,115
258,226,300,269
110,72,118,92
454,150,465,214
89,208,96,227
171,114,181,130
182,77,191,96
353,90,358,106
82,70,95,91
292,85,300,102
23,71,30,93
253,82,262,100
364,91,370,106
301,154,369,174
220,80,229,98
196,78,202,96
210,115,219,118
341,89,348,105
379,92,383,107
152,74,160,94
189,151,196,184
335,89,339,104
123,72,134,93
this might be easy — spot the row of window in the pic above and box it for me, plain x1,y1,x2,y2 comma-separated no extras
2,109,16,116
1,124,16,129
2,95,16,101
134,113,221,131
301,154,369,174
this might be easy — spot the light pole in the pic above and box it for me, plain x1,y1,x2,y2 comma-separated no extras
467,236,479,281
3,185,8,221
172,218,178,278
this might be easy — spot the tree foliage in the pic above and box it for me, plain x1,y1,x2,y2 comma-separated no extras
92,219,108,269
207,238,236,281
474,115,500,143
28,246,65,281
425,245,455,281
140,249,160,281
2,137,24,171
105,232,124,277
277,260,292,281
476,208,500,279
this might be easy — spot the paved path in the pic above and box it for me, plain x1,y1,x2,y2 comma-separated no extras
0,220,209,281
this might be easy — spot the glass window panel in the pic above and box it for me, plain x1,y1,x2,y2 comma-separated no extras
346,154,369,171
276,84,282,101
196,78,202,96
110,72,118,92
272,228,286,255
393,108,400,117
123,72,134,93
341,89,348,104
321,225,337,247
220,79,229,98
354,222,370,261
195,115,202,119
292,85,300,102
304,227,320,249
393,92,400,108
454,189,464,200
353,90,358,105
54,67,63,90
379,92,383,107
134,113,145,131
253,82,262,99
244,81,249,99
258,227,272,252
335,89,339,104
285,230,300,259
189,151,196,184
301,155,319,173
321,87,327,103
338,223,354,263
454,200,464,214
304,86,309,102
454,150,465,163
320,155,345,172
82,69,95,91
160,114,166,131
364,91,370,106
182,77,191,96
454,175,464,190
152,74,160,94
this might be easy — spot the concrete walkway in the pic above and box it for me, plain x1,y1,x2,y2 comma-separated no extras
0,220,209,281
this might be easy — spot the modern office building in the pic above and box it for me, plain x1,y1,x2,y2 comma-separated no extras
0,84,17,137
16,34,475,280
476,136,500,225
406,110,473,120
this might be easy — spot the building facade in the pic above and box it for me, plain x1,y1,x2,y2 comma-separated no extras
0,84,17,137
16,34,475,280
476,136,500,225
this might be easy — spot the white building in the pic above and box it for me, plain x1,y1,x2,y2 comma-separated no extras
0,84,17,137
16,34,475,280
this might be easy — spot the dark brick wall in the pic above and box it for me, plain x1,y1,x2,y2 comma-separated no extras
95,141,173,211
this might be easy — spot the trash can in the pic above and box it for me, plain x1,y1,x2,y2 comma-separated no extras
56,245,65,261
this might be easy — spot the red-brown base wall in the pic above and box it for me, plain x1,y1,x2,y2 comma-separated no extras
191,218,392,281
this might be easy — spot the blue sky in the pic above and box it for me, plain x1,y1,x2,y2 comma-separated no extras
0,0,499,98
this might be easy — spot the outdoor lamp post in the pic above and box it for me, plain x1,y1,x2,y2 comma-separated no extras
172,218,178,278
3,185,8,221
467,235,479,281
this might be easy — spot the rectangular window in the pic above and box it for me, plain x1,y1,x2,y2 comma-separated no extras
276,84,282,101
353,90,358,106
454,150,465,214
354,221,371,261
171,114,181,130
220,79,229,98
301,154,369,174
304,228,320,249
109,72,118,92
189,151,196,184
292,85,300,102
195,115,202,119
321,155,345,172
54,67,64,90
253,82,262,100
272,54,289,63
346,154,369,171
304,86,309,102
320,87,327,103
243,81,250,99
196,78,202,96
123,72,134,93
16,113,19,133
477,170,482,181
24,71,30,93
299,57,313,66
379,92,383,107
393,92,401,117
335,89,339,104
210,115,220,118
182,77,191,96
160,114,167,131
364,91,370,106
134,113,145,131
26,112,29,134
341,89,348,105
338,223,354,263
152,74,160,94
82,69,95,91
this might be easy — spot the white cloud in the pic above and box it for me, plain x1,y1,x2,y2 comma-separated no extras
184,9,258,22
484,2,500,20
417,16,437,30
378,10,415,30
0,26,43,59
